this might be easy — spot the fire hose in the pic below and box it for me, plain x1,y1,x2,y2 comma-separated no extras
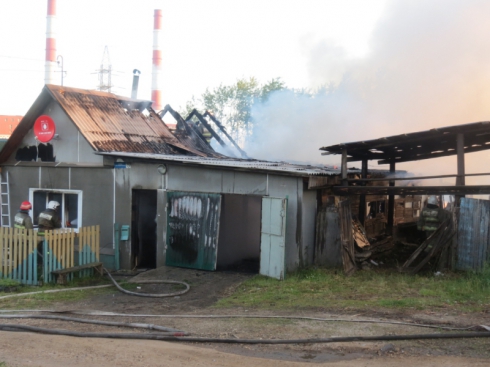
0,270,489,344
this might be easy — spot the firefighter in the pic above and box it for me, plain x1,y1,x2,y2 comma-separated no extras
417,196,450,237
14,201,33,230
37,200,62,234
37,201,62,264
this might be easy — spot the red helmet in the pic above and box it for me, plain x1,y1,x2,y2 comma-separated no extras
20,201,32,210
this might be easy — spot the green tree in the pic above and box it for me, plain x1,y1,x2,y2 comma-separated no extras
182,77,285,140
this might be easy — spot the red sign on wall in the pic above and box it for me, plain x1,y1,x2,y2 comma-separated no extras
34,115,56,143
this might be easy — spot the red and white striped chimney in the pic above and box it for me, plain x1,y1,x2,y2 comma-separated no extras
45,0,57,85
151,9,163,111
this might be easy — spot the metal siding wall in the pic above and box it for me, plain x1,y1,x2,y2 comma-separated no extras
39,167,69,189
221,171,236,194
114,168,132,269
3,167,40,225
167,165,224,193
128,163,165,189
70,168,114,256
230,172,267,195
113,163,166,269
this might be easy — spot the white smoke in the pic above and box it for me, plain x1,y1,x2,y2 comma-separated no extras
244,0,490,184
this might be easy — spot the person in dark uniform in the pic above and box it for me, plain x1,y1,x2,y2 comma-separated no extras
37,201,62,264
14,201,33,230
37,200,62,234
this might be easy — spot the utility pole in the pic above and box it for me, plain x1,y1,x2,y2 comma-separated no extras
96,46,112,92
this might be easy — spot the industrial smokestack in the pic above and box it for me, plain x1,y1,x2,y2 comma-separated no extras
151,9,163,111
45,0,57,85
131,69,141,99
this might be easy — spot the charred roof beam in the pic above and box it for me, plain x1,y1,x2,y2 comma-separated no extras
160,105,212,147
203,110,248,159
186,109,227,148
333,185,490,196
377,143,490,164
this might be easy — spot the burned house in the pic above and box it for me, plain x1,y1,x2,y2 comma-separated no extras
0,85,383,279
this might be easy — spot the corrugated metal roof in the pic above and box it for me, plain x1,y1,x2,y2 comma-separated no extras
46,85,210,156
97,151,364,176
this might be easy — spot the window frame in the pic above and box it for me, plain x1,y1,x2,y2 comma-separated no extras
29,188,83,231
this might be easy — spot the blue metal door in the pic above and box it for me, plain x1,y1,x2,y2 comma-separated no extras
166,192,221,270
260,197,287,280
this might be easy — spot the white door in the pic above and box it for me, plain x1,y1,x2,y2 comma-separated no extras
260,197,287,280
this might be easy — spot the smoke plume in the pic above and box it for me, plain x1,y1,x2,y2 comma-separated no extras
244,0,490,183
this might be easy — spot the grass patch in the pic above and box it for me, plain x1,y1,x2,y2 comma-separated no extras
0,279,21,287
216,267,490,312
0,275,116,309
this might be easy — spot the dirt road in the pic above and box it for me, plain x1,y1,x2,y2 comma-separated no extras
1,331,489,367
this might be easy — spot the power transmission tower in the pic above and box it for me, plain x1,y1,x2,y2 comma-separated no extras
96,46,112,92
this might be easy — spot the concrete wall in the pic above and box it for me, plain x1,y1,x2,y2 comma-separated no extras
7,101,102,165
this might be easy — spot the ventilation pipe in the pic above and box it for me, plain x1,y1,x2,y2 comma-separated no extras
131,69,141,99
45,0,57,85
151,9,163,111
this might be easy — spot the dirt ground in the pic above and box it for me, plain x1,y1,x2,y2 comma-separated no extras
0,266,489,366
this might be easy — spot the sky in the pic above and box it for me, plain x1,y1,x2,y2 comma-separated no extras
0,0,387,113
2,0,490,183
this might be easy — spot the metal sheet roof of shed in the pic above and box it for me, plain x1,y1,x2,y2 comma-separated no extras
98,151,364,176
320,120,490,164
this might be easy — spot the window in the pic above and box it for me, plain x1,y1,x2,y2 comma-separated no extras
29,189,83,229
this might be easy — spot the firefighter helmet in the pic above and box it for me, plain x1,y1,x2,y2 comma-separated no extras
47,200,60,210
427,196,438,206
20,201,32,210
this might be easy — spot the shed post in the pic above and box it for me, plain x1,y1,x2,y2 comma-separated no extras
341,149,348,186
456,133,465,186
387,160,395,231
358,158,368,225
456,133,465,204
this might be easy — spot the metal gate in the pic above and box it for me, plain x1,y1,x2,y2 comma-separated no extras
166,192,222,270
